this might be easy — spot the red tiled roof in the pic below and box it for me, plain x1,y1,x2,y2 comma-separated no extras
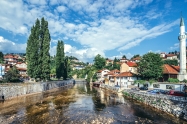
116,72,134,77
110,74,118,77
166,54,177,57
110,69,120,73
132,57,141,61
97,70,102,73
163,64,179,74
126,62,137,67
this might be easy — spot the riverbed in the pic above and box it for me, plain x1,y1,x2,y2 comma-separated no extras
0,81,186,124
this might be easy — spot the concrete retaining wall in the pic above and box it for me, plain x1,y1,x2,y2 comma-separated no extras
0,79,75,100
123,90,187,121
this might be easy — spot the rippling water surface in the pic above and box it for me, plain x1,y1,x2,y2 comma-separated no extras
0,81,186,124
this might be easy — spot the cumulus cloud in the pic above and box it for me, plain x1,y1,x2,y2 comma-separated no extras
0,36,26,53
0,0,179,62
170,43,179,50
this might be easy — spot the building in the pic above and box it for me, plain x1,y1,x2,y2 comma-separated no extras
96,69,110,81
120,61,138,74
115,72,137,88
105,59,113,65
0,64,5,78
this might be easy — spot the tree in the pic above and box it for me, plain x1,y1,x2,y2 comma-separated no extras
163,59,178,66
5,66,20,82
26,18,51,80
122,55,126,59
112,57,120,70
0,51,3,63
138,52,163,80
93,54,106,70
55,40,65,79
41,19,51,80
63,56,71,80
131,54,140,59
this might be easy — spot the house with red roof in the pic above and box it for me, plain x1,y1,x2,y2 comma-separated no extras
131,57,141,63
105,59,113,66
96,69,110,81
120,61,138,74
158,64,180,82
115,72,137,88
103,69,120,86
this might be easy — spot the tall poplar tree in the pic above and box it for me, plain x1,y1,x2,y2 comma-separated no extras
26,18,51,80
55,40,64,79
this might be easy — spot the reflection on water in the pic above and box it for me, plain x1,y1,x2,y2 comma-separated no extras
0,82,186,124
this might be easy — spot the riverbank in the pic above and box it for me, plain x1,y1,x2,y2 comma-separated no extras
0,79,74,100
123,89,187,121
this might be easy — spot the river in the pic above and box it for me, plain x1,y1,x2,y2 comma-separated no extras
0,81,186,124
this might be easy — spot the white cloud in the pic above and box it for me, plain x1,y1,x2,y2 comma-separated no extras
170,43,179,50
56,6,67,13
0,36,26,53
50,43,105,62
0,0,179,62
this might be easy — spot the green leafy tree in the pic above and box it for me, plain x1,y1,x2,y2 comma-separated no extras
93,54,106,70
26,18,51,80
41,19,51,80
138,52,163,80
131,54,140,59
163,59,178,66
0,51,4,63
26,19,40,79
55,40,64,79
63,56,71,80
122,55,126,58
5,66,20,82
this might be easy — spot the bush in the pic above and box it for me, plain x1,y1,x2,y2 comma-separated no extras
183,79,187,83
168,78,179,83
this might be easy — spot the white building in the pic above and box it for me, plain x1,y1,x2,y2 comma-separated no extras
0,64,5,78
96,69,110,81
115,72,137,88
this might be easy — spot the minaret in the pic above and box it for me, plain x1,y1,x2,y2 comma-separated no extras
178,16,187,81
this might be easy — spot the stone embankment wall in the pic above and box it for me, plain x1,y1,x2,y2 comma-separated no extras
123,90,187,121
0,79,75,100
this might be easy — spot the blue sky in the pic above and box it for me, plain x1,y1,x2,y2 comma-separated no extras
0,0,187,62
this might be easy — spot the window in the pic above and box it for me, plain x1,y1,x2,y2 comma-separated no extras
166,85,175,90
153,84,160,88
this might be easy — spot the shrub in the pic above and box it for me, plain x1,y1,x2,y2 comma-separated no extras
168,78,179,83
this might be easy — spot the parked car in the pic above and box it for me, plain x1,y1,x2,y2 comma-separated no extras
168,90,185,97
139,86,148,90
147,89,168,94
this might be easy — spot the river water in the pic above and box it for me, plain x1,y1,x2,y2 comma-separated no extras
0,81,186,124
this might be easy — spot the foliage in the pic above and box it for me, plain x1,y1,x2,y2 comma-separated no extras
182,79,187,83
138,52,163,80
134,80,146,84
93,54,106,70
131,54,140,59
0,51,3,64
63,56,72,80
122,55,126,59
163,59,178,66
50,56,56,75
86,66,97,83
168,78,179,83
26,17,51,81
56,40,64,79
148,79,156,85
4,66,20,82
